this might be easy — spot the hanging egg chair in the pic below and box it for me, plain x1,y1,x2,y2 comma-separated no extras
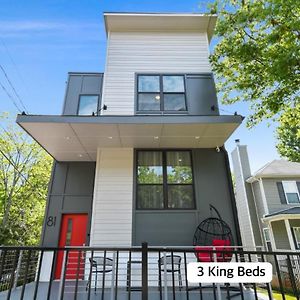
193,205,233,262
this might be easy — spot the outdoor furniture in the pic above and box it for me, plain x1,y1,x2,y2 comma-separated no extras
127,260,142,291
86,257,113,292
193,205,233,262
158,255,182,291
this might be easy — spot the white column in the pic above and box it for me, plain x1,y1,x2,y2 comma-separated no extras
284,219,296,250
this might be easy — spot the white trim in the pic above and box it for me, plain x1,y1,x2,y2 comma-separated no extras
101,31,110,116
263,212,300,223
259,179,269,215
236,145,256,248
268,222,277,251
284,219,296,250
292,227,300,249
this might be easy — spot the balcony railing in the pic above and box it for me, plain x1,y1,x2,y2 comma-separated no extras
0,244,299,300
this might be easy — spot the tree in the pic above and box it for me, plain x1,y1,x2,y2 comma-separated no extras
209,0,300,161
0,115,52,245
276,104,300,162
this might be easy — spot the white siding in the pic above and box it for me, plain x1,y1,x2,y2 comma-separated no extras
90,148,133,246
102,31,211,115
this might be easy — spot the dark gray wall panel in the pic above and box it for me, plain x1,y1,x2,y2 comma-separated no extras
62,73,103,115
186,74,219,115
135,212,198,246
41,161,96,247
133,148,239,246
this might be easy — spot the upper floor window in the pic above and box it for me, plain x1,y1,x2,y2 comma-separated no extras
137,75,187,112
78,95,99,115
282,181,300,204
136,150,195,209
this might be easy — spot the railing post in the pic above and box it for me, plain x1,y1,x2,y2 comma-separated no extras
213,247,222,300
141,242,148,300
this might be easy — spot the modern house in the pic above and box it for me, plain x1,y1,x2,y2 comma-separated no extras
232,142,300,251
16,13,243,280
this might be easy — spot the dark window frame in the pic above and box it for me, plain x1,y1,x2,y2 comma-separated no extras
136,149,196,210
136,74,188,114
77,94,100,116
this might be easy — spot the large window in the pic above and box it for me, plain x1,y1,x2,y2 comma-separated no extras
292,227,300,249
78,95,99,115
137,75,187,112
282,181,300,204
136,150,195,209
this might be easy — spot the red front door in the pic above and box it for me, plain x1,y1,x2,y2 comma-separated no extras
55,214,88,279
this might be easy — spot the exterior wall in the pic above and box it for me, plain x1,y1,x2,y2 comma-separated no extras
62,73,103,115
231,146,261,248
41,161,96,247
271,220,290,250
90,148,133,246
262,178,300,214
102,31,212,115
133,148,239,246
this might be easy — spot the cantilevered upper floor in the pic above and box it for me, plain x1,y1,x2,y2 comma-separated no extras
16,13,243,161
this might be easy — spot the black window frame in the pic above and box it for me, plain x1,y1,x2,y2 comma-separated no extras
135,149,196,210
136,74,188,114
77,94,100,116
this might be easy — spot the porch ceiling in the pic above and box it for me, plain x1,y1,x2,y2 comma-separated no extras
16,114,242,161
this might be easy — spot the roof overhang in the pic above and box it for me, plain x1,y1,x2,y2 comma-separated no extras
104,12,217,41
16,114,242,162
263,213,300,223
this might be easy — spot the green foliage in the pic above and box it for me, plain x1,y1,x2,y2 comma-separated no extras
276,104,300,162
209,0,300,161
0,115,52,245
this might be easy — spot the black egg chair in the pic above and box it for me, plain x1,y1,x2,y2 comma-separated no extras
193,205,233,262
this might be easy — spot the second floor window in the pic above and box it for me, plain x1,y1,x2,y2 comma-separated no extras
78,95,99,115
282,181,300,204
137,75,187,112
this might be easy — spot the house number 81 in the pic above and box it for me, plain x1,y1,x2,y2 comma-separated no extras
47,216,56,227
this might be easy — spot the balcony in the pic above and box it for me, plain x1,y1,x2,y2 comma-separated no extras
0,244,299,300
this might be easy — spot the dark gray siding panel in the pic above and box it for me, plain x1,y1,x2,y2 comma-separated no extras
62,73,103,115
186,74,219,116
133,148,239,246
41,161,95,247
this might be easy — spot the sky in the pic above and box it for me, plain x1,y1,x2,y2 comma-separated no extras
0,0,280,173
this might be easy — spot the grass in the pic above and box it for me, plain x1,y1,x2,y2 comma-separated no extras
257,287,298,300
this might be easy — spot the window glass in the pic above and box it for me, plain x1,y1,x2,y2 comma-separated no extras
137,186,164,209
78,95,98,115
163,76,185,92
137,150,195,210
164,94,186,111
65,219,73,246
138,76,160,92
282,181,300,204
166,151,192,184
138,94,161,111
137,152,163,184
168,185,194,209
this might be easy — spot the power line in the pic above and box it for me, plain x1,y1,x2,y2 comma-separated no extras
0,39,32,106
0,80,22,113
0,64,28,113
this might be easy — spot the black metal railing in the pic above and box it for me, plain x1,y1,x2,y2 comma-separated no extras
0,244,299,300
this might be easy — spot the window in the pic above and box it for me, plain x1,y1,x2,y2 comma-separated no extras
292,227,300,249
137,75,187,112
282,181,300,204
136,150,195,209
263,228,272,251
78,95,99,115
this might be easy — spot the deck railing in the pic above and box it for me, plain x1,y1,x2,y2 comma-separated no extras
0,244,299,300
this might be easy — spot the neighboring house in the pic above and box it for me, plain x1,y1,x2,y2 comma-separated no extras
16,13,243,279
232,141,300,251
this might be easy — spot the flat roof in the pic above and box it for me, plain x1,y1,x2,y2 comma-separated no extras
17,114,242,161
104,12,217,41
